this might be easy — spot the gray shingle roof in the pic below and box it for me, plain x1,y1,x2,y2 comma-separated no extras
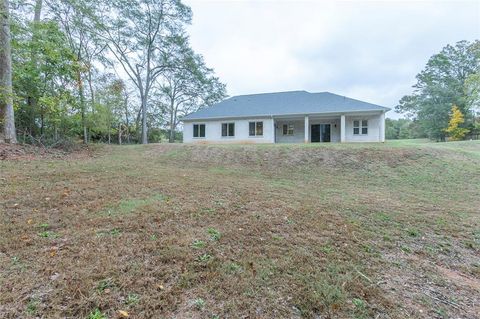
182,91,390,121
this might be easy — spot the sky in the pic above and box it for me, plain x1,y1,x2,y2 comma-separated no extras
183,0,480,119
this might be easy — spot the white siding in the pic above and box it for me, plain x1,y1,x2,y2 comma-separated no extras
345,114,382,142
183,118,274,144
182,112,386,144
275,119,305,143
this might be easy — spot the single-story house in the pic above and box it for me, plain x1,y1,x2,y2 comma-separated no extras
182,91,390,143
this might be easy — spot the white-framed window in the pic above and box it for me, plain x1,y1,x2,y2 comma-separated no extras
283,123,294,135
353,120,368,135
221,122,235,137
249,121,263,136
193,124,206,138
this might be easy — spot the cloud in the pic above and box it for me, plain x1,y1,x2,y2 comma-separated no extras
184,0,480,118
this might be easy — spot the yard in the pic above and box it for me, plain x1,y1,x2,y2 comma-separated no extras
1,140,479,318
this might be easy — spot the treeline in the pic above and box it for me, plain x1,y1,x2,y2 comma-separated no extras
396,40,480,141
1,0,226,145
385,118,426,140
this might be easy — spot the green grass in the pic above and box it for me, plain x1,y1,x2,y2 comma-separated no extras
0,140,479,318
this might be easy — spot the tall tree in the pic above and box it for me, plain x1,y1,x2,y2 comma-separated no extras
157,44,226,142
47,0,106,144
396,40,480,141
89,0,192,144
0,0,17,143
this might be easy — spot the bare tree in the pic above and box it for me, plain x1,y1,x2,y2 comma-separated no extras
0,0,17,143
89,0,192,144
47,0,106,144
157,45,226,142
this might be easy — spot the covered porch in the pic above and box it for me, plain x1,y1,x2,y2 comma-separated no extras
274,115,345,143
273,113,385,143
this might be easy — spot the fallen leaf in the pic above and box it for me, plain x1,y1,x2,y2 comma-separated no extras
27,219,33,224
118,310,129,317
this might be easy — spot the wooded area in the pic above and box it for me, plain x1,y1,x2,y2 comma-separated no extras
1,1,479,145
396,40,480,141
0,0,226,145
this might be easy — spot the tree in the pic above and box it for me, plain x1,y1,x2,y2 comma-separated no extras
396,40,480,141
11,8,76,141
47,0,106,144
157,43,226,142
445,105,469,140
0,0,17,143
89,0,192,144
385,118,426,140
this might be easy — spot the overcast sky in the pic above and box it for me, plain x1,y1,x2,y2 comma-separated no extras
183,0,479,118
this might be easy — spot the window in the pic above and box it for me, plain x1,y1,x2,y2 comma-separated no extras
222,123,235,137
283,123,294,135
361,120,368,135
353,120,368,135
193,124,205,138
249,121,263,136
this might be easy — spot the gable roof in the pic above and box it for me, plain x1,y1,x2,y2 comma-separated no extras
182,91,390,121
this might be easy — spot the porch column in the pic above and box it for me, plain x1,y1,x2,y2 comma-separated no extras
304,115,309,143
272,118,276,143
340,114,346,142
379,111,385,142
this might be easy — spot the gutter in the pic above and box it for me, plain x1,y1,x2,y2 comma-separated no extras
181,108,391,122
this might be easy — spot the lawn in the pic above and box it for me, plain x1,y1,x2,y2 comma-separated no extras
1,140,479,318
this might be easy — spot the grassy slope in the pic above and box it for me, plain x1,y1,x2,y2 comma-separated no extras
0,140,479,319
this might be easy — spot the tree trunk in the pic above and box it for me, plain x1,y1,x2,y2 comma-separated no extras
169,113,174,143
33,0,42,22
27,0,42,137
0,0,17,143
141,95,148,144
118,123,122,145
123,94,130,144
77,69,87,144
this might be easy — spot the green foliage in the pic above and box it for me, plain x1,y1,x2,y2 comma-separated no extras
385,118,426,139
26,299,38,316
125,293,140,306
9,0,226,145
207,228,221,241
87,309,107,319
197,253,213,262
191,240,206,249
97,278,115,292
396,40,480,141
193,298,206,310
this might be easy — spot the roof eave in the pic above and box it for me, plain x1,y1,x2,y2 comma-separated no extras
181,108,390,122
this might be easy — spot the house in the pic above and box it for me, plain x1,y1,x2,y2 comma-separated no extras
182,91,390,143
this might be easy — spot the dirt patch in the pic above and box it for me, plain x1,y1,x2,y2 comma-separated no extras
147,143,439,173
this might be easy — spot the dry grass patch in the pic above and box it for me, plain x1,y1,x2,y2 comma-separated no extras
1,140,479,318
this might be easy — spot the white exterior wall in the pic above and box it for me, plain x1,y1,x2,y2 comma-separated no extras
183,118,274,144
275,119,305,143
182,112,386,144
344,113,383,142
